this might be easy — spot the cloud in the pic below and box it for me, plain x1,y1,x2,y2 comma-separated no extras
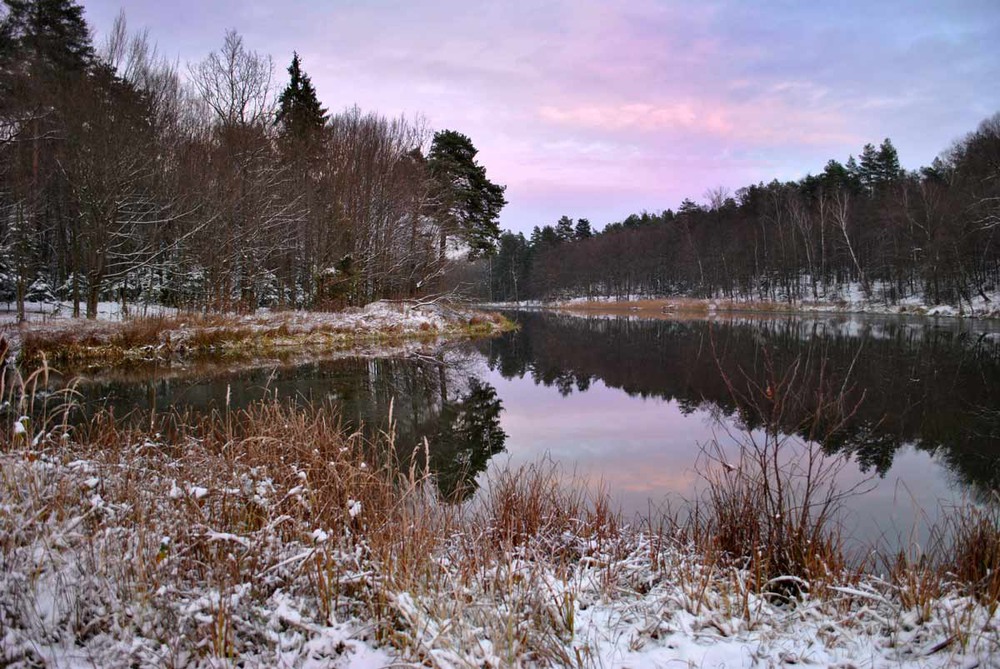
538,102,730,135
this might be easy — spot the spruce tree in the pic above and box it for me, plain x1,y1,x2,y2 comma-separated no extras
876,138,902,183
276,52,328,147
555,215,575,242
858,143,880,194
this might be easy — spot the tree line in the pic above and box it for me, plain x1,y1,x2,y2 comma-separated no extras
486,119,1000,307
0,0,506,320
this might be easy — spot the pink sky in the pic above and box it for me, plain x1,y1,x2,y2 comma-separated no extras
81,0,1000,234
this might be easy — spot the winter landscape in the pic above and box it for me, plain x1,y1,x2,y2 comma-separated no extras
3,1,1000,667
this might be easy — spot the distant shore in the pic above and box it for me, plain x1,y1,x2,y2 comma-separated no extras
485,293,1000,320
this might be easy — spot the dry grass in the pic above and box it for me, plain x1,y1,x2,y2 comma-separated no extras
18,312,236,365
949,501,1000,604
887,498,1000,617
555,297,852,319
16,306,516,370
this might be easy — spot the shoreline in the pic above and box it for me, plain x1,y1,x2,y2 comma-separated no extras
484,295,1000,320
4,300,514,371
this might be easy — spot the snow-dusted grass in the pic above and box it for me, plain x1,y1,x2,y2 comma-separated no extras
9,300,511,368
3,363,999,667
497,281,1000,320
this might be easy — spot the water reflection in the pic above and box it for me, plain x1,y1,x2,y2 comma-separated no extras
478,312,1000,497
71,354,507,501
67,310,1000,523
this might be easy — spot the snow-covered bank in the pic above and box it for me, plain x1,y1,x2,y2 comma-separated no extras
3,300,510,366
482,283,1000,320
2,402,998,668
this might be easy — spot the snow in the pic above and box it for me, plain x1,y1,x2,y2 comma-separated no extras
0,299,176,323
347,500,362,518
1,299,500,364
3,446,998,668
488,281,1000,320
12,415,27,436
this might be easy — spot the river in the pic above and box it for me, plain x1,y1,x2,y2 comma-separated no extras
67,309,1000,551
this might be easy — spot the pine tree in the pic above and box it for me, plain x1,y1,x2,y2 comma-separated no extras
857,138,901,194
876,138,902,183
574,218,593,240
276,52,328,147
858,143,880,194
428,130,507,259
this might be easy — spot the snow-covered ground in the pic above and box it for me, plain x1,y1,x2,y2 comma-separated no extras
2,440,997,668
1,300,501,362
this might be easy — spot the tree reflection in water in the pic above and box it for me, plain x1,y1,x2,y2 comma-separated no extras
479,312,1000,498
73,354,508,503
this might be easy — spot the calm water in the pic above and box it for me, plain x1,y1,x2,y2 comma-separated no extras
69,310,1000,547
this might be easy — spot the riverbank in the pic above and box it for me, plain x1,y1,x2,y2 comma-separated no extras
2,394,998,668
3,300,513,370
485,290,1000,320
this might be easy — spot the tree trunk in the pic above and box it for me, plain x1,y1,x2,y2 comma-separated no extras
16,277,26,324
87,284,99,319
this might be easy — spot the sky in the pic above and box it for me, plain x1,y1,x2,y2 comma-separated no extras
80,0,1000,235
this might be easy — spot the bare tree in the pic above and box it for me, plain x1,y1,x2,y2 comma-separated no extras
189,30,274,130
832,189,871,298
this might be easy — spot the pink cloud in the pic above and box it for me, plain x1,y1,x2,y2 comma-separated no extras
538,102,729,134
538,97,853,147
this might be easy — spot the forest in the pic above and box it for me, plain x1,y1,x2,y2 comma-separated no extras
485,118,1000,307
0,0,506,320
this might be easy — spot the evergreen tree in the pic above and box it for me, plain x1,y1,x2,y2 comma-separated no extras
678,198,702,215
492,231,531,301
876,138,902,183
275,52,327,147
529,225,543,247
428,129,507,259
574,218,593,240
845,155,860,183
858,138,901,194
555,215,574,242
858,143,880,193
538,225,560,246
2,0,94,76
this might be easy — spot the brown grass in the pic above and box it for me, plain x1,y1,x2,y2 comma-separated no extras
888,498,1000,617
17,308,515,371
